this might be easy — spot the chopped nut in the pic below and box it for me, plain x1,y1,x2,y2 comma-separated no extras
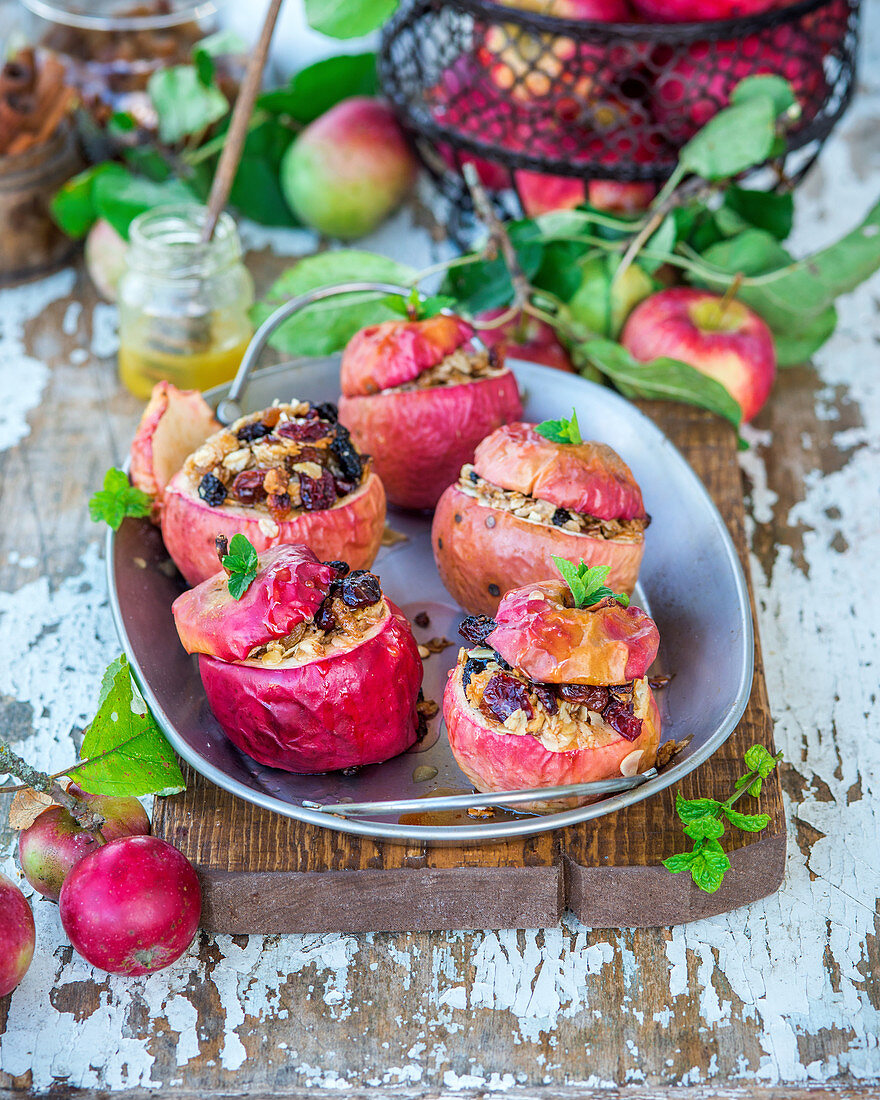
423,636,453,655
418,644,430,659
223,448,251,473
656,738,690,768
417,697,439,720
263,467,289,495
467,805,495,819
381,526,408,547
258,518,280,538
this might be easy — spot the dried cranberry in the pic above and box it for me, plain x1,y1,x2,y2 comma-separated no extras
458,615,497,646
267,492,292,517
298,468,337,511
552,507,571,527
558,684,610,711
236,421,272,443
314,599,336,633
198,473,227,506
340,570,381,609
532,684,559,716
230,469,267,505
480,672,534,725
276,419,329,443
322,560,350,577
329,423,363,482
603,700,643,742
333,478,356,497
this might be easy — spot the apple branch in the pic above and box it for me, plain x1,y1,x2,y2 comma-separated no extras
0,740,106,836
462,162,531,318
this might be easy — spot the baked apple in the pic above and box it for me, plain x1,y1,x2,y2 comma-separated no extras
161,401,386,586
432,414,648,616
338,313,522,510
173,542,423,773
443,566,661,812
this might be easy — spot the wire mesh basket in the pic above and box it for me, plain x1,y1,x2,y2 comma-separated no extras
378,0,859,236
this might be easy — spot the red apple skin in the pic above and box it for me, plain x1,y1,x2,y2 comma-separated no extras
341,314,475,395
18,787,150,902
588,179,656,215
514,170,586,217
621,287,776,421
632,0,774,18
338,374,523,511
0,873,35,998
160,468,386,587
486,579,659,684
198,600,422,773
444,667,660,812
59,836,201,976
432,486,644,616
476,308,574,372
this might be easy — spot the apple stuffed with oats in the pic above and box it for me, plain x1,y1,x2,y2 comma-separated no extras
443,560,661,812
337,312,522,510
432,411,648,616
172,541,423,773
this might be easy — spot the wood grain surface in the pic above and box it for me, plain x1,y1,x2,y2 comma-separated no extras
151,398,783,932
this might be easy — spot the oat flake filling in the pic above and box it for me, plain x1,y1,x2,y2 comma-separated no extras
387,345,507,392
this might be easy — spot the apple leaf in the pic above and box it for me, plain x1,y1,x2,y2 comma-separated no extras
252,251,416,356
304,0,398,38
148,64,229,144
730,74,797,116
773,306,837,367
441,220,545,314
93,169,197,241
680,94,777,181
50,163,128,239
258,52,378,124
723,186,794,242
68,656,185,797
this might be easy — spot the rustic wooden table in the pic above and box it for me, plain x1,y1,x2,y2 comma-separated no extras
1,62,880,1100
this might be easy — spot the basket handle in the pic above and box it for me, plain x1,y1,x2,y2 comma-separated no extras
216,281,414,425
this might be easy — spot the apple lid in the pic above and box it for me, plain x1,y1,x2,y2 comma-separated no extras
340,314,475,396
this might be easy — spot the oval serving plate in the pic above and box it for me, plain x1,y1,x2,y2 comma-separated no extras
108,357,754,843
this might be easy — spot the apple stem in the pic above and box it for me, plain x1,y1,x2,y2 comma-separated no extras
0,740,107,839
215,534,231,574
719,272,744,317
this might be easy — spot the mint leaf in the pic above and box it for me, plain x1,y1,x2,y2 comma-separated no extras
89,468,153,530
552,555,587,607
69,655,185,797
222,533,259,600
536,408,582,445
748,777,763,798
662,850,697,873
724,807,770,832
675,793,723,823
552,557,629,609
744,744,778,778
689,843,731,893
683,815,726,840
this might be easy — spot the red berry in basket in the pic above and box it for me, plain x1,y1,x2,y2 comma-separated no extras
0,872,34,997
59,836,201,976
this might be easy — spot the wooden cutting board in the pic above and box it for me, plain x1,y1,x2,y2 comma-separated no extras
153,402,784,932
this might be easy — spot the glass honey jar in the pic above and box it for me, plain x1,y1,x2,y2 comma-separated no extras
117,204,253,399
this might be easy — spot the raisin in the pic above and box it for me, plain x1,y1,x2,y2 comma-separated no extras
480,672,534,724
462,656,487,690
314,599,336,633
552,507,571,527
414,611,430,629
276,419,329,443
330,423,363,482
237,421,272,443
532,684,559,716
323,560,350,577
267,492,292,517
340,569,382,609
230,469,266,505
603,700,643,742
313,401,338,423
333,478,356,498
298,468,337,511
558,684,610,711
469,469,479,484
459,614,497,645
198,473,227,506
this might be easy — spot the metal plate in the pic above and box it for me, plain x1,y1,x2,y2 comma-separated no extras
108,357,754,843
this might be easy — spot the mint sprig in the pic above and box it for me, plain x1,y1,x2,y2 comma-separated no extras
535,408,582,445
89,467,153,530
662,745,783,893
552,557,630,609
222,533,259,600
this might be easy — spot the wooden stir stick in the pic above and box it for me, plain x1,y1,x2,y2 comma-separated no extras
200,0,285,242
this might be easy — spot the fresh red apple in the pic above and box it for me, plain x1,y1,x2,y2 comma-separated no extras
475,308,574,372
588,179,656,214
280,97,418,239
18,785,150,902
338,314,522,510
0,872,34,997
514,170,586,217
631,0,775,19
59,835,201,976
621,287,776,421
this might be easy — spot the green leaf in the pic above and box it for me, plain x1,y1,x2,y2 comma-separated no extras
662,850,697,872
689,839,731,893
50,163,127,239
149,65,229,143
583,338,742,429
774,306,837,367
222,533,259,600
551,558,628,608
252,251,416,356
532,240,589,302
700,228,793,278
228,116,297,227
552,556,587,608
259,52,378,124
194,29,246,57
304,0,398,38
535,408,582,445
89,468,153,530
442,221,544,314
675,793,723,823
69,656,185,797
683,815,726,840
642,214,677,272
748,778,763,797
744,744,778,778
93,170,196,241
730,74,797,116
680,95,777,181
723,187,794,242
724,807,771,832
